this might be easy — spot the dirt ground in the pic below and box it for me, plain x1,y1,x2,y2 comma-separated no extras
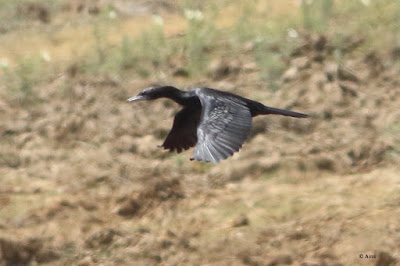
1,1,400,265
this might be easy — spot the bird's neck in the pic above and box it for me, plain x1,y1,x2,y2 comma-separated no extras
162,87,188,105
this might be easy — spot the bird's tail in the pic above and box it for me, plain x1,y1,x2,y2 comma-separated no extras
262,106,309,118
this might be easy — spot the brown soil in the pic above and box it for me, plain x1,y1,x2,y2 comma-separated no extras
1,1,400,266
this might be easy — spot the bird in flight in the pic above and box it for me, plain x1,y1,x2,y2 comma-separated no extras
127,86,308,163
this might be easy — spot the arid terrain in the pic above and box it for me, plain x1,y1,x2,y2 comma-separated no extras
0,0,399,265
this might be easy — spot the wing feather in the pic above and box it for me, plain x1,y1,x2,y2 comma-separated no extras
162,106,201,153
191,88,252,163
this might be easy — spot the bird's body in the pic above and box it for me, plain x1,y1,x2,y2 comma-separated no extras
127,86,308,163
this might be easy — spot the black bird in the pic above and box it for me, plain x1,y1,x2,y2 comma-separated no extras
127,86,308,164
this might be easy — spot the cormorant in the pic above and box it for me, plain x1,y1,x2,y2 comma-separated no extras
127,86,308,163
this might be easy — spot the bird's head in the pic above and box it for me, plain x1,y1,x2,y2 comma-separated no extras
127,86,180,102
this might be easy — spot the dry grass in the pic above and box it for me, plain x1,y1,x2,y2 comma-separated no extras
2,164,399,265
1,0,400,265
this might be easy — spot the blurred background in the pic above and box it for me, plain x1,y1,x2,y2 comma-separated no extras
0,0,399,265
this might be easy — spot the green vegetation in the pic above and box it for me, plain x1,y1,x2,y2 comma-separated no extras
3,57,40,103
1,0,400,98
184,8,217,75
301,0,334,32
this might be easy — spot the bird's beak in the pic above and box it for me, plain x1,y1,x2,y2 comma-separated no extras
126,95,145,102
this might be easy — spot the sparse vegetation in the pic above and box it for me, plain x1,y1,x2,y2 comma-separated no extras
1,0,400,265
3,57,41,104
184,8,216,75
301,0,334,32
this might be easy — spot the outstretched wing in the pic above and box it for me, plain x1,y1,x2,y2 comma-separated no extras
161,106,201,153
191,88,252,163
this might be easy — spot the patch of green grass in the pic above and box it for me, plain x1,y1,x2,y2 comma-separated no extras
4,0,400,97
3,57,40,103
230,4,257,44
119,36,138,70
385,122,400,136
215,2,301,89
134,19,167,75
82,6,219,78
183,8,217,76
301,0,334,32
93,24,107,65
384,122,400,159
254,41,285,85
81,22,114,75
331,0,400,50
0,51,59,105
82,16,168,78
